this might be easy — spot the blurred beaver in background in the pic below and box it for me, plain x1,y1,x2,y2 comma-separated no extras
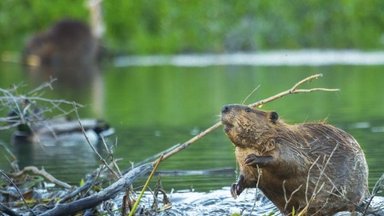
22,19,103,89
221,104,369,215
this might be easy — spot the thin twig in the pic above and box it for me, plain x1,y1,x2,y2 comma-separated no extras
305,155,321,205
241,85,260,105
249,166,262,215
101,136,122,177
161,121,222,161
59,177,95,204
283,181,302,211
249,74,339,108
311,143,340,201
291,74,320,91
72,103,120,179
362,173,384,215
9,166,71,189
0,170,36,216
27,77,56,95
0,202,20,216
0,81,83,133
301,143,340,215
129,156,163,216
0,141,17,161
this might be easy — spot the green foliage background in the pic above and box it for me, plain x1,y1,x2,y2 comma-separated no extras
1,0,384,54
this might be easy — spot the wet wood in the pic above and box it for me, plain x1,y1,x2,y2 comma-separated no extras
39,163,152,216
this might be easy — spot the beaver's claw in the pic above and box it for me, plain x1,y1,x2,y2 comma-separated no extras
231,183,242,199
230,175,245,199
245,154,273,167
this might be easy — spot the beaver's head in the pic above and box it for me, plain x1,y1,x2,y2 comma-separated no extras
221,104,279,150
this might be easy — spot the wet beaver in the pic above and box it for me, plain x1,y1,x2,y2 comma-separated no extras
221,104,369,215
23,19,99,67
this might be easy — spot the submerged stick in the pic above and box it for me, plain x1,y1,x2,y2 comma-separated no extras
159,74,338,162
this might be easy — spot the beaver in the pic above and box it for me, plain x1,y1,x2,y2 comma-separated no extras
23,19,99,67
22,19,102,88
221,104,369,215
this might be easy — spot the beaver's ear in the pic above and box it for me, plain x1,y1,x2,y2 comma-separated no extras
269,111,279,123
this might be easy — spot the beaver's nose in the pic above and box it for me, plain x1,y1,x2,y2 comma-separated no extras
221,105,231,114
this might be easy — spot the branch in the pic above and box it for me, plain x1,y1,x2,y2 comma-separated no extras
158,73,338,163
0,202,20,216
361,173,384,214
249,74,339,108
72,103,120,179
58,178,94,204
9,166,71,189
0,170,36,216
129,156,163,216
39,163,152,216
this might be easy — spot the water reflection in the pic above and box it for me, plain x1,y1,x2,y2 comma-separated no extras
13,135,99,179
9,116,114,183
1,59,384,192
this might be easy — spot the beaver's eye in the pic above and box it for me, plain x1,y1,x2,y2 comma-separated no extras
245,107,252,113
270,111,279,123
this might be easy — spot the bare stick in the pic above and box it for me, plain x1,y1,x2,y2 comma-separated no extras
0,170,36,215
0,81,83,131
59,178,94,203
9,166,71,189
248,74,338,108
39,163,152,216
72,103,121,179
161,121,222,161
283,181,303,211
0,141,17,162
249,166,262,215
27,77,56,95
0,202,20,216
241,85,260,105
362,173,384,215
101,136,122,177
159,73,338,162
310,143,340,201
129,156,163,216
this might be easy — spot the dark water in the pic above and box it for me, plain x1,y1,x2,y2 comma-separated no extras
0,61,383,193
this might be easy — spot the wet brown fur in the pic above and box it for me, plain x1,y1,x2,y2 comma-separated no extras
221,104,369,216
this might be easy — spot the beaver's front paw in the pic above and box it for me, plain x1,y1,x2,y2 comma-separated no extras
230,175,245,199
245,154,273,168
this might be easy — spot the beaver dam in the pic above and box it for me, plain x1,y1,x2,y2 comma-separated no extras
0,74,384,215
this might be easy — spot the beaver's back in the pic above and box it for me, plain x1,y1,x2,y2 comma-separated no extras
263,122,369,214
301,123,368,208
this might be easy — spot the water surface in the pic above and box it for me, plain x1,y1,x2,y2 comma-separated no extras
0,58,383,193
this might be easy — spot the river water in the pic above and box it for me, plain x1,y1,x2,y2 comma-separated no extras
0,52,384,214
